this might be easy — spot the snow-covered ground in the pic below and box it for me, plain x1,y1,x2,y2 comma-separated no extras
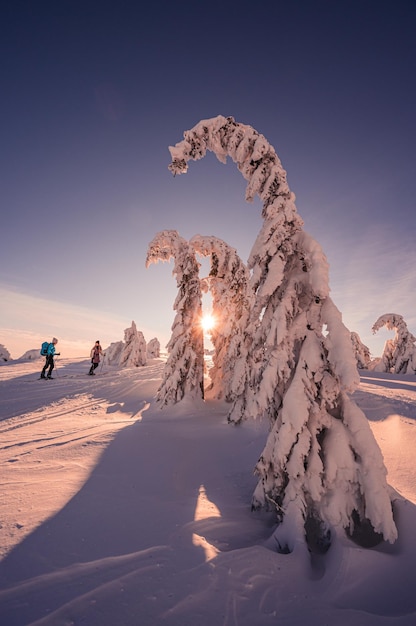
0,357,415,625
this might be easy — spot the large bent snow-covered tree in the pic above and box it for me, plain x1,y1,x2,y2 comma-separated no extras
146,230,204,404
169,115,397,549
372,313,416,375
190,234,253,401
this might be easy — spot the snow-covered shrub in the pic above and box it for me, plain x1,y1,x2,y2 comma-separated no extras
18,349,42,361
350,331,371,369
147,337,161,358
104,341,124,366
367,356,382,371
0,344,11,362
119,321,147,367
168,115,397,549
372,313,416,374
104,324,147,368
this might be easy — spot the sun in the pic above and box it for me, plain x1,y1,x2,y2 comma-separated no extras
201,313,216,333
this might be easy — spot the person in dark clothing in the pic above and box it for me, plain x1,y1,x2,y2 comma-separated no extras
89,340,104,375
40,338,60,379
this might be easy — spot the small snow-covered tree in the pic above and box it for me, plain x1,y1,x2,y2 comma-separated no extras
0,344,11,362
104,341,124,365
372,339,394,373
350,331,371,369
119,321,147,367
190,234,253,400
147,337,161,359
169,115,397,549
146,230,204,405
372,313,416,374
18,349,41,361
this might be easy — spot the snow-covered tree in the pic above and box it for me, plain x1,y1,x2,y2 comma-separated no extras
104,341,124,366
146,230,204,405
119,321,147,367
169,115,397,549
104,324,147,368
190,234,253,401
350,331,371,369
372,313,416,375
147,337,161,359
372,339,394,373
17,349,42,361
0,344,11,362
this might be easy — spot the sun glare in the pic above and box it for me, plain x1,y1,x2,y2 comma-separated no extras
201,313,216,333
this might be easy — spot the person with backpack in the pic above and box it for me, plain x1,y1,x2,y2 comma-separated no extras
40,338,60,379
89,340,104,375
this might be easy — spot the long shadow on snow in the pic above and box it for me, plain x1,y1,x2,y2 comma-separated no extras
359,370,416,395
0,393,272,625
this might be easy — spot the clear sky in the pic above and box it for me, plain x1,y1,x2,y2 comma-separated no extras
1,0,415,359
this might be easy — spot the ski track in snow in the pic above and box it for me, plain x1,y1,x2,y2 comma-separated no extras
0,358,164,561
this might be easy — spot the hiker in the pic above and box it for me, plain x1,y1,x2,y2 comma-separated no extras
89,340,104,375
40,338,60,379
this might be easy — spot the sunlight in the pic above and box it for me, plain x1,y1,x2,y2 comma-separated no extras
200,312,216,333
194,484,221,521
192,484,221,561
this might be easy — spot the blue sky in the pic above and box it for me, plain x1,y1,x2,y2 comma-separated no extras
1,1,415,359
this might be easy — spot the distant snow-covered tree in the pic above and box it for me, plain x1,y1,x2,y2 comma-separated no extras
146,230,204,405
18,349,42,361
350,331,371,369
0,344,11,362
147,337,161,359
372,339,394,373
372,313,416,375
104,341,124,366
119,321,147,367
169,115,397,549
190,234,253,401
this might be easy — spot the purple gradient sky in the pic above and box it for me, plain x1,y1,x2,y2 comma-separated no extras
1,1,415,359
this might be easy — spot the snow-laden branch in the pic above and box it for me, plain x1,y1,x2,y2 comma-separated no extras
169,115,291,204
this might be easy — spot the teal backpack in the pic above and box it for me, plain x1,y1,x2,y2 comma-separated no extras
40,341,50,356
